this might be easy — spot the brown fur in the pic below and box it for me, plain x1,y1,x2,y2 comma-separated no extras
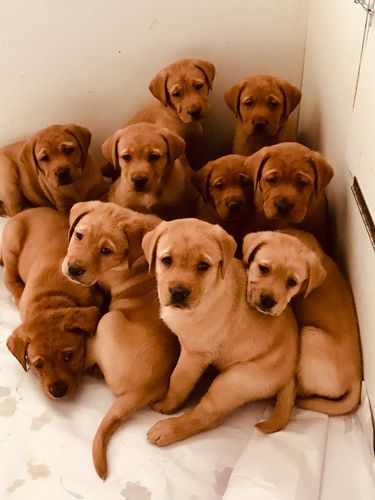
0,124,108,216
243,230,362,415
225,74,301,155
142,219,298,446
2,208,104,398
103,123,198,219
125,58,215,170
61,201,179,479
245,142,334,249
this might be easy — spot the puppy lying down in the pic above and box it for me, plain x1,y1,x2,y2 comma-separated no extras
142,218,298,446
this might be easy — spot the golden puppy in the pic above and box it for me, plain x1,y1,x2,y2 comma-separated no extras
126,58,215,169
102,123,198,219
2,208,103,398
0,124,108,216
243,230,362,415
192,154,254,250
142,219,298,446
61,201,178,479
245,142,334,248
225,74,301,155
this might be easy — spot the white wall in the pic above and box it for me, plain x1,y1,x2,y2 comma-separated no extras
299,0,375,410
0,0,309,157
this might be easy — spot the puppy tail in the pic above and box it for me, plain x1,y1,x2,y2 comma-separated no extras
296,382,361,416
256,378,296,434
92,393,147,480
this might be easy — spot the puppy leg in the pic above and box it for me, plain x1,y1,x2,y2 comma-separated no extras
0,162,29,216
2,221,25,303
255,377,296,433
152,348,211,414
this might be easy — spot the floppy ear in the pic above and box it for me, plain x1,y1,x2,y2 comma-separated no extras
7,325,29,371
102,130,121,170
191,162,213,200
122,215,161,268
212,225,237,278
224,81,245,117
65,124,91,165
160,128,186,163
193,59,215,90
149,68,169,106
142,221,168,273
69,200,101,240
242,231,273,267
303,250,326,298
59,306,101,337
19,136,39,173
277,78,301,117
245,148,271,192
308,151,334,195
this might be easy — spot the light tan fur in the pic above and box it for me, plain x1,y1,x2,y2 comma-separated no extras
225,74,301,156
125,58,215,169
242,230,362,415
0,124,108,216
2,208,104,398
61,201,178,479
142,218,298,446
103,123,198,219
245,142,334,249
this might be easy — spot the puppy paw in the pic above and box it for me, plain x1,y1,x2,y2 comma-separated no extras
255,419,283,434
151,398,179,415
147,418,181,446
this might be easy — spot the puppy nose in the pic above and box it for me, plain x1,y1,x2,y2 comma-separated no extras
56,167,70,182
132,176,149,191
68,263,85,277
226,199,242,213
260,294,277,311
188,107,202,119
276,198,294,215
252,119,268,131
170,286,191,305
49,380,68,398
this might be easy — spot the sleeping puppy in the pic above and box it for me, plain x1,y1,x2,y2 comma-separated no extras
61,201,178,479
142,218,298,446
191,154,254,251
242,230,362,415
125,58,215,169
2,208,104,398
102,123,198,219
225,74,301,155
245,142,334,249
0,124,108,216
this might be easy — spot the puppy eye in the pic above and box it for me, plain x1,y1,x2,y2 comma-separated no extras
214,183,224,190
34,360,44,370
63,146,75,155
266,177,278,185
171,90,181,98
269,99,279,108
287,278,297,288
197,261,210,272
259,264,269,275
75,232,83,240
149,152,161,162
193,82,204,90
122,153,132,162
63,351,75,362
244,99,253,107
161,256,172,267
239,175,251,187
100,247,113,255
296,179,309,188
40,155,49,162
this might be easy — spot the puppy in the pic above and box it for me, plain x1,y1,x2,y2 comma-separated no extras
125,58,215,169
245,142,334,248
142,219,298,446
243,230,362,415
61,201,178,479
102,123,198,219
0,124,108,216
192,154,254,251
2,208,103,398
225,74,301,155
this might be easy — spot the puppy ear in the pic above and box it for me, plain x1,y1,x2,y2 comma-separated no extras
60,306,101,337
7,325,29,371
69,201,101,240
245,148,271,192
277,79,301,117
242,232,273,267
149,68,169,106
102,130,120,171
303,250,326,298
65,124,92,164
224,82,245,118
142,221,168,273
307,152,334,195
213,225,237,278
19,136,39,173
160,128,186,163
191,162,213,201
193,59,215,90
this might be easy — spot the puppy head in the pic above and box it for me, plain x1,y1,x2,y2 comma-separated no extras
192,155,253,221
7,305,100,398
19,124,91,188
149,58,215,124
62,200,160,286
246,142,334,223
225,74,301,137
242,231,326,316
102,123,185,197
142,219,236,312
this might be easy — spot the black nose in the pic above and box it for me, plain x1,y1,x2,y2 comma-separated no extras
56,167,71,183
68,263,85,277
170,286,191,306
252,119,268,131
276,198,294,215
188,107,202,119
260,294,277,311
132,176,149,191
49,380,68,398
226,199,242,213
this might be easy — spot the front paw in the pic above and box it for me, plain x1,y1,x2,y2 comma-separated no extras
151,397,179,415
147,418,182,446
